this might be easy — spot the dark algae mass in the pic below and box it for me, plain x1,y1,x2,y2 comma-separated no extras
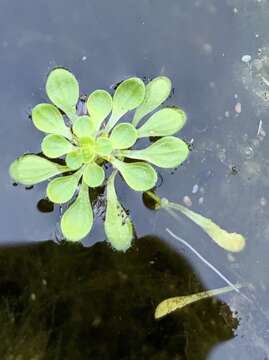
0,238,237,359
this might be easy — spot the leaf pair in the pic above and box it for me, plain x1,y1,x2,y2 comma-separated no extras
61,172,134,251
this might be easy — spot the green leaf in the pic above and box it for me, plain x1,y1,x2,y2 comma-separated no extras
165,201,246,252
9,154,69,185
46,68,79,121
79,137,96,163
65,150,83,170
95,137,113,156
138,108,186,138
132,76,172,127
41,134,74,158
121,137,189,168
61,182,93,241
105,173,133,251
47,169,83,204
73,116,94,138
32,103,72,139
86,90,112,132
83,163,105,187
155,285,242,319
111,158,157,191
105,77,145,131
110,123,138,149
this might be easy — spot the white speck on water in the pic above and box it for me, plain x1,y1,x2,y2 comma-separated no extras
234,93,238,99
192,184,199,194
30,293,36,301
235,102,242,113
209,81,215,89
225,111,230,118
233,8,238,14
241,55,252,63
183,196,192,207
227,253,235,262
198,197,204,205
82,56,87,61
260,197,267,207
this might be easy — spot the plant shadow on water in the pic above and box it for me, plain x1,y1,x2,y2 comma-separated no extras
0,237,238,360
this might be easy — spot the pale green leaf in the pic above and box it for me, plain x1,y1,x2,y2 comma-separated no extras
86,90,112,132
138,108,186,138
73,116,94,138
155,285,242,319
32,103,72,139
61,182,93,241
132,76,172,127
47,169,83,204
79,137,96,163
95,137,113,156
166,201,246,252
121,136,189,168
110,123,138,149
83,163,105,187
46,68,79,121
41,134,74,158
111,158,157,191
65,150,83,170
9,155,69,186
105,173,133,251
105,77,145,131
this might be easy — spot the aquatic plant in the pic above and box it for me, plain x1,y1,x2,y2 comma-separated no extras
9,68,245,254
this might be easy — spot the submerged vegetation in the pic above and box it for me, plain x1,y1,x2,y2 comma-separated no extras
9,67,245,255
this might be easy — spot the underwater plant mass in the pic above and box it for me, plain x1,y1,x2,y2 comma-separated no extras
9,68,189,250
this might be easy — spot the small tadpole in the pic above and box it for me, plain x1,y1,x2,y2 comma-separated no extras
142,191,160,210
12,182,18,187
37,198,54,213
25,185,34,190
230,165,239,176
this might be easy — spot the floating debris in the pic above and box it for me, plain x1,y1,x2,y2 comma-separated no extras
235,102,242,114
183,195,192,207
241,55,252,63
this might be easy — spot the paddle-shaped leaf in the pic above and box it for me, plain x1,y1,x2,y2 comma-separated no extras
86,90,112,132
132,76,172,127
105,173,133,251
9,155,69,185
165,201,246,252
121,136,189,168
111,158,157,191
32,103,72,139
83,163,105,187
61,182,93,241
41,134,74,158
95,137,113,156
105,77,145,131
46,68,79,121
138,108,186,138
110,123,138,149
73,116,94,138
65,150,83,170
47,169,83,204
155,285,241,319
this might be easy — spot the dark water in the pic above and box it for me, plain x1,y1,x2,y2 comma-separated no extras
1,0,269,358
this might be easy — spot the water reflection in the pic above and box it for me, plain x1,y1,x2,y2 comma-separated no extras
0,236,237,359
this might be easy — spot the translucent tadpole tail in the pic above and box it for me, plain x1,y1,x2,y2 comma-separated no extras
161,198,246,253
155,284,241,319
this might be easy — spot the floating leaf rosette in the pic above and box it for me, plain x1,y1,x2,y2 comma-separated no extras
9,68,189,250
